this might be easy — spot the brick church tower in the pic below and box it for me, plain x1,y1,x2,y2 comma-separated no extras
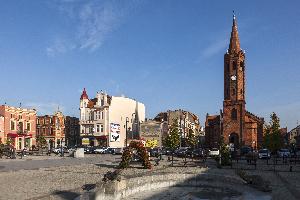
222,14,246,148
205,13,264,150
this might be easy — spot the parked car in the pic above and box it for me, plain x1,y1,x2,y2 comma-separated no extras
149,148,162,157
114,148,124,155
53,147,68,154
240,146,252,156
291,150,300,158
94,147,108,154
106,147,116,154
208,148,220,156
277,149,291,157
176,147,189,157
192,148,206,158
84,146,95,154
52,148,60,154
161,147,172,155
258,149,271,159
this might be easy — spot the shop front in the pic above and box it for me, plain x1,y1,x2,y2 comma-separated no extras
7,133,33,150
95,135,108,147
81,136,95,146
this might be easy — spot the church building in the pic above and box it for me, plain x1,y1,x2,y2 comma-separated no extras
205,14,264,150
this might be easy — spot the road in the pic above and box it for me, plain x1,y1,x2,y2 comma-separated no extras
0,154,121,172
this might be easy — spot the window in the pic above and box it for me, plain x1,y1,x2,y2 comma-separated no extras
232,88,236,96
101,98,104,106
232,61,236,70
10,121,15,130
231,108,237,120
27,123,31,131
96,124,104,132
240,61,245,71
89,126,94,133
101,111,104,119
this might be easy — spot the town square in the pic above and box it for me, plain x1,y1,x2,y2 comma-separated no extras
1,1,300,200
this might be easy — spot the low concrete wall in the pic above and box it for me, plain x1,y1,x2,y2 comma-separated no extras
94,172,244,200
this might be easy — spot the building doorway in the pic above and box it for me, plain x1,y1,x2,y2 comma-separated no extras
229,133,239,149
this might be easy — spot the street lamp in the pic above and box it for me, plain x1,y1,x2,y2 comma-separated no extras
125,117,129,147
131,113,136,139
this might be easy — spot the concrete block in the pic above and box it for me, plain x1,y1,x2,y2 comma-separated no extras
74,148,84,158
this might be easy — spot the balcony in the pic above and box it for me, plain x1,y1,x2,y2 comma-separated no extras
79,120,94,125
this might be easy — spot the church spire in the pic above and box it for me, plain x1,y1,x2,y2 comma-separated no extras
229,11,241,53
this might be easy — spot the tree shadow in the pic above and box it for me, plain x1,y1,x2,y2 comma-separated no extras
51,190,81,200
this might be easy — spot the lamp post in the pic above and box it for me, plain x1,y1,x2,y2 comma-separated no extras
125,117,129,147
131,113,136,139
60,138,64,157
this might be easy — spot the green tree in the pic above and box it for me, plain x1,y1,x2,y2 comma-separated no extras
263,112,282,152
186,129,197,149
263,124,271,149
36,135,47,150
6,137,13,146
215,136,230,166
164,119,180,165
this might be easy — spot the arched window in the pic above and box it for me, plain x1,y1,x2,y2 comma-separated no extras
231,108,237,120
232,88,236,96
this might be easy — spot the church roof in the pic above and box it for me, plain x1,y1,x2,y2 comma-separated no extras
245,111,264,123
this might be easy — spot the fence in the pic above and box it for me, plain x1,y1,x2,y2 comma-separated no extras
229,155,300,172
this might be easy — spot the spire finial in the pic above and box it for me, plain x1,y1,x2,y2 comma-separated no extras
233,10,235,19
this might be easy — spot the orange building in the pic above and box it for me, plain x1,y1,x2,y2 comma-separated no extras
36,111,65,148
0,104,37,150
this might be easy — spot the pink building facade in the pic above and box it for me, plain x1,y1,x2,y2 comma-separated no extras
0,105,37,150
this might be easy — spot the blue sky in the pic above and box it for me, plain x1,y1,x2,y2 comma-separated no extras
1,0,300,130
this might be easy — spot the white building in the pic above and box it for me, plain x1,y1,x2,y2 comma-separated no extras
79,88,145,148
